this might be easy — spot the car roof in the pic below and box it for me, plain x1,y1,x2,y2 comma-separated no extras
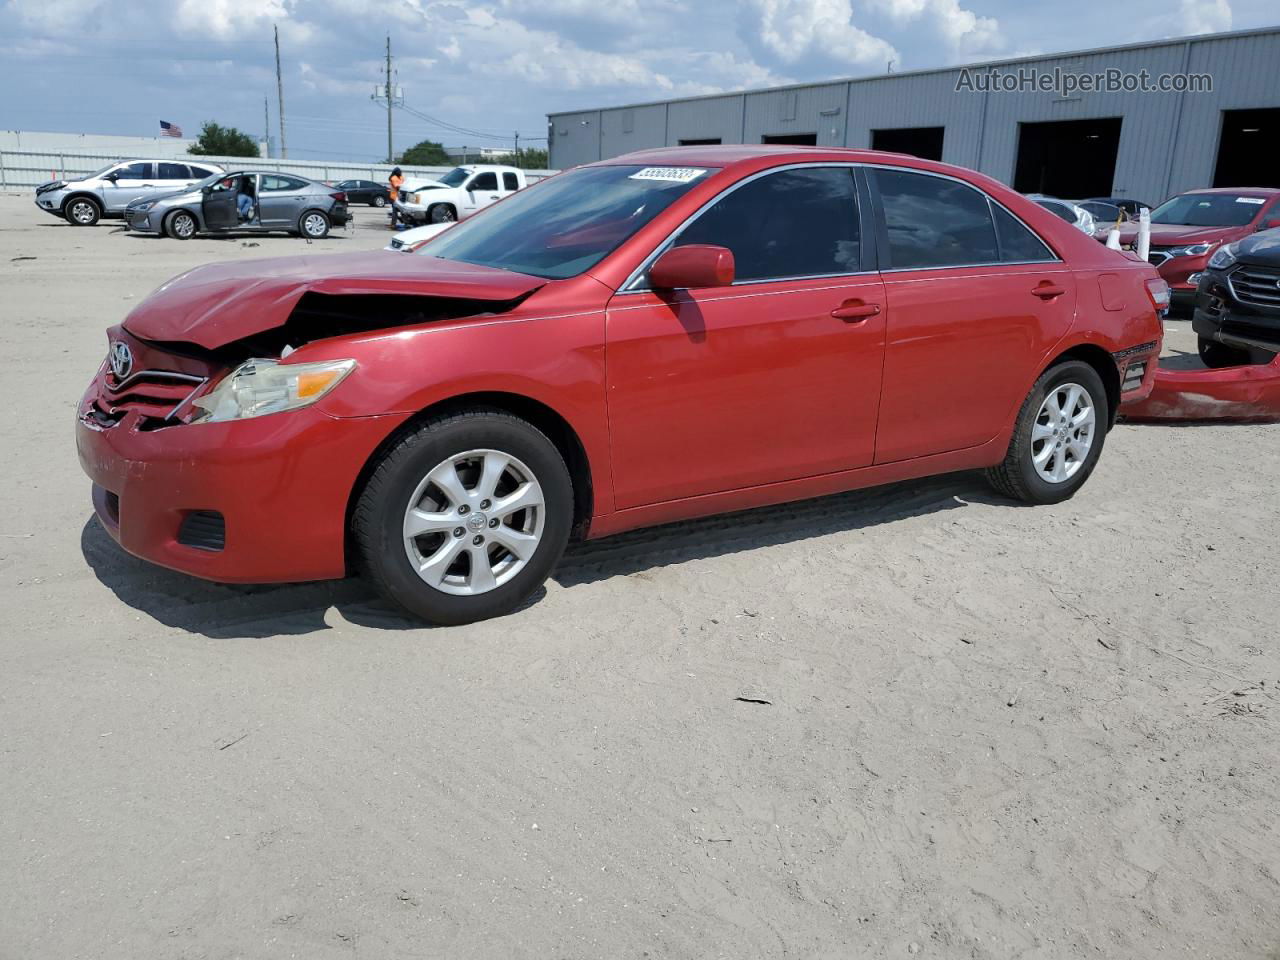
594,144,928,168
1177,187,1280,196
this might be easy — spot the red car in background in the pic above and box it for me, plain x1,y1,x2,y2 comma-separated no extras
1117,188,1280,310
77,146,1166,624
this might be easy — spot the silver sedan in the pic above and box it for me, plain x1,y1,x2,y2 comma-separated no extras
124,171,350,239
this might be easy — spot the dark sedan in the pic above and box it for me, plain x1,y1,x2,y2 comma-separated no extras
334,179,390,206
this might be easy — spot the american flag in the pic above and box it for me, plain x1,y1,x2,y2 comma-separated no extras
159,120,183,138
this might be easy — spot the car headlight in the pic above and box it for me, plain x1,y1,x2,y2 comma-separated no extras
190,358,355,424
1166,242,1215,258
132,201,155,212
1207,242,1239,270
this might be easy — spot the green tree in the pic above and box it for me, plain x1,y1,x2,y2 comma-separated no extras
188,122,261,157
398,139,452,165
487,148,549,170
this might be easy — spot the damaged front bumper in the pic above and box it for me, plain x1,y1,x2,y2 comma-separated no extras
76,358,407,584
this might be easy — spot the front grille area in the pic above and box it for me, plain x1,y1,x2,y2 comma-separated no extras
1229,264,1280,308
177,511,226,551
90,369,207,429
1147,248,1173,267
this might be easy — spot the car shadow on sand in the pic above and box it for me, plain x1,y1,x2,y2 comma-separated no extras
80,471,989,639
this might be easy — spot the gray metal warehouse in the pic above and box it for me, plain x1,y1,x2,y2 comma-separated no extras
547,26,1280,205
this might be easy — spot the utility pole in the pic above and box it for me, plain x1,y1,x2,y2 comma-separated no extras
274,24,287,158
385,35,394,164
263,97,270,158
513,131,519,166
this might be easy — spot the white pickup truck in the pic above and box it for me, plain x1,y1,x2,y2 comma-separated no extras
394,164,527,225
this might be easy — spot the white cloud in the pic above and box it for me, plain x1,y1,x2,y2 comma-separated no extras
172,0,291,37
1171,0,1232,33
743,0,898,68
864,0,1003,54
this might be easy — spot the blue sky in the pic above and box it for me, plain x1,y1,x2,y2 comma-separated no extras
1,0,1274,162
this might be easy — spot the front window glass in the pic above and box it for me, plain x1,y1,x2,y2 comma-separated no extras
875,169,999,269
1151,193,1264,227
113,162,152,179
422,164,714,279
437,167,470,187
672,167,861,281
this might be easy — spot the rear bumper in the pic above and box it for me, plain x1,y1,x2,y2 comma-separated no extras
76,391,406,584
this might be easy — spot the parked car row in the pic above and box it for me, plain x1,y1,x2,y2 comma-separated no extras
33,159,350,239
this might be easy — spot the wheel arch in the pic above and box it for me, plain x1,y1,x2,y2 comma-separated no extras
60,192,102,217
1042,343,1121,427
344,390,595,572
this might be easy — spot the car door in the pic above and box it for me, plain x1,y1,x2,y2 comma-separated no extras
202,175,240,231
101,162,156,212
869,167,1076,464
461,171,500,216
258,174,305,227
605,165,887,509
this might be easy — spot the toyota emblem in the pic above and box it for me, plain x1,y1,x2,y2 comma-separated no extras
108,340,133,380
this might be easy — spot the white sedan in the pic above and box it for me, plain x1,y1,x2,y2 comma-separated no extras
384,221,454,252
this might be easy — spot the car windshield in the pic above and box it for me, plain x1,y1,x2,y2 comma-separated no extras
419,164,715,279
1151,193,1265,227
437,167,471,187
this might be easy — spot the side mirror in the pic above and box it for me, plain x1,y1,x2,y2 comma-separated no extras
104,172,119,182
201,186,212,196
649,244,735,290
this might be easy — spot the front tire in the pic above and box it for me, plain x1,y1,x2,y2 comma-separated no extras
986,360,1108,505
300,210,330,238
353,410,573,625
428,203,457,224
1198,336,1252,369
64,197,101,226
165,210,197,240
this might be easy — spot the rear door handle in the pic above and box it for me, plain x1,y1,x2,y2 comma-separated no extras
831,301,881,322
1032,282,1066,299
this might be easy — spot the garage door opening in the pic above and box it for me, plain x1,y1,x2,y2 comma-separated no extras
1014,117,1122,198
1213,108,1280,188
762,133,818,145
678,138,722,146
871,126,945,160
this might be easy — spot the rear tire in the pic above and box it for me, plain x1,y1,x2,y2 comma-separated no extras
1198,336,1252,369
985,360,1108,505
64,197,101,226
373,195,387,207
353,410,573,625
165,210,197,240
300,210,330,238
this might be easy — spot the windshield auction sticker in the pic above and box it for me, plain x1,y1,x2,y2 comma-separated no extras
629,167,708,183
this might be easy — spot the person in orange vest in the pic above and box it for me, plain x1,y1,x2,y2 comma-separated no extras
388,167,404,229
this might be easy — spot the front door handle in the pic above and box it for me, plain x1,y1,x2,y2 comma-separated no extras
831,301,881,322
1032,282,1066,299
488,195,500,200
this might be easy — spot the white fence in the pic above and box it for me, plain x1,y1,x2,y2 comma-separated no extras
0,149,556,190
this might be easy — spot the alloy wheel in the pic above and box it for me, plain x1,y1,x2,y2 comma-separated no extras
402,449,546,596
1031,382,1095,484
70,201,96,224
172,213,195,238
303,213,327,237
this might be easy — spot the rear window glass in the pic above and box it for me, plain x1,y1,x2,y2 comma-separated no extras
875,169,999,269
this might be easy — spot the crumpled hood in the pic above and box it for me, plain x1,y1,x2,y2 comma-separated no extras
122,250,545,349
1118,223,1239,247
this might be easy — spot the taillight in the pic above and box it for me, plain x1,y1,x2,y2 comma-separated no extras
330,192,346,202
1144,277,1171,312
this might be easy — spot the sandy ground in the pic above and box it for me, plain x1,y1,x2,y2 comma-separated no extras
1,192,1277,960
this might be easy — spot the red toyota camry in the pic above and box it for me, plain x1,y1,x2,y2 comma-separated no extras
77,146,1166,624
